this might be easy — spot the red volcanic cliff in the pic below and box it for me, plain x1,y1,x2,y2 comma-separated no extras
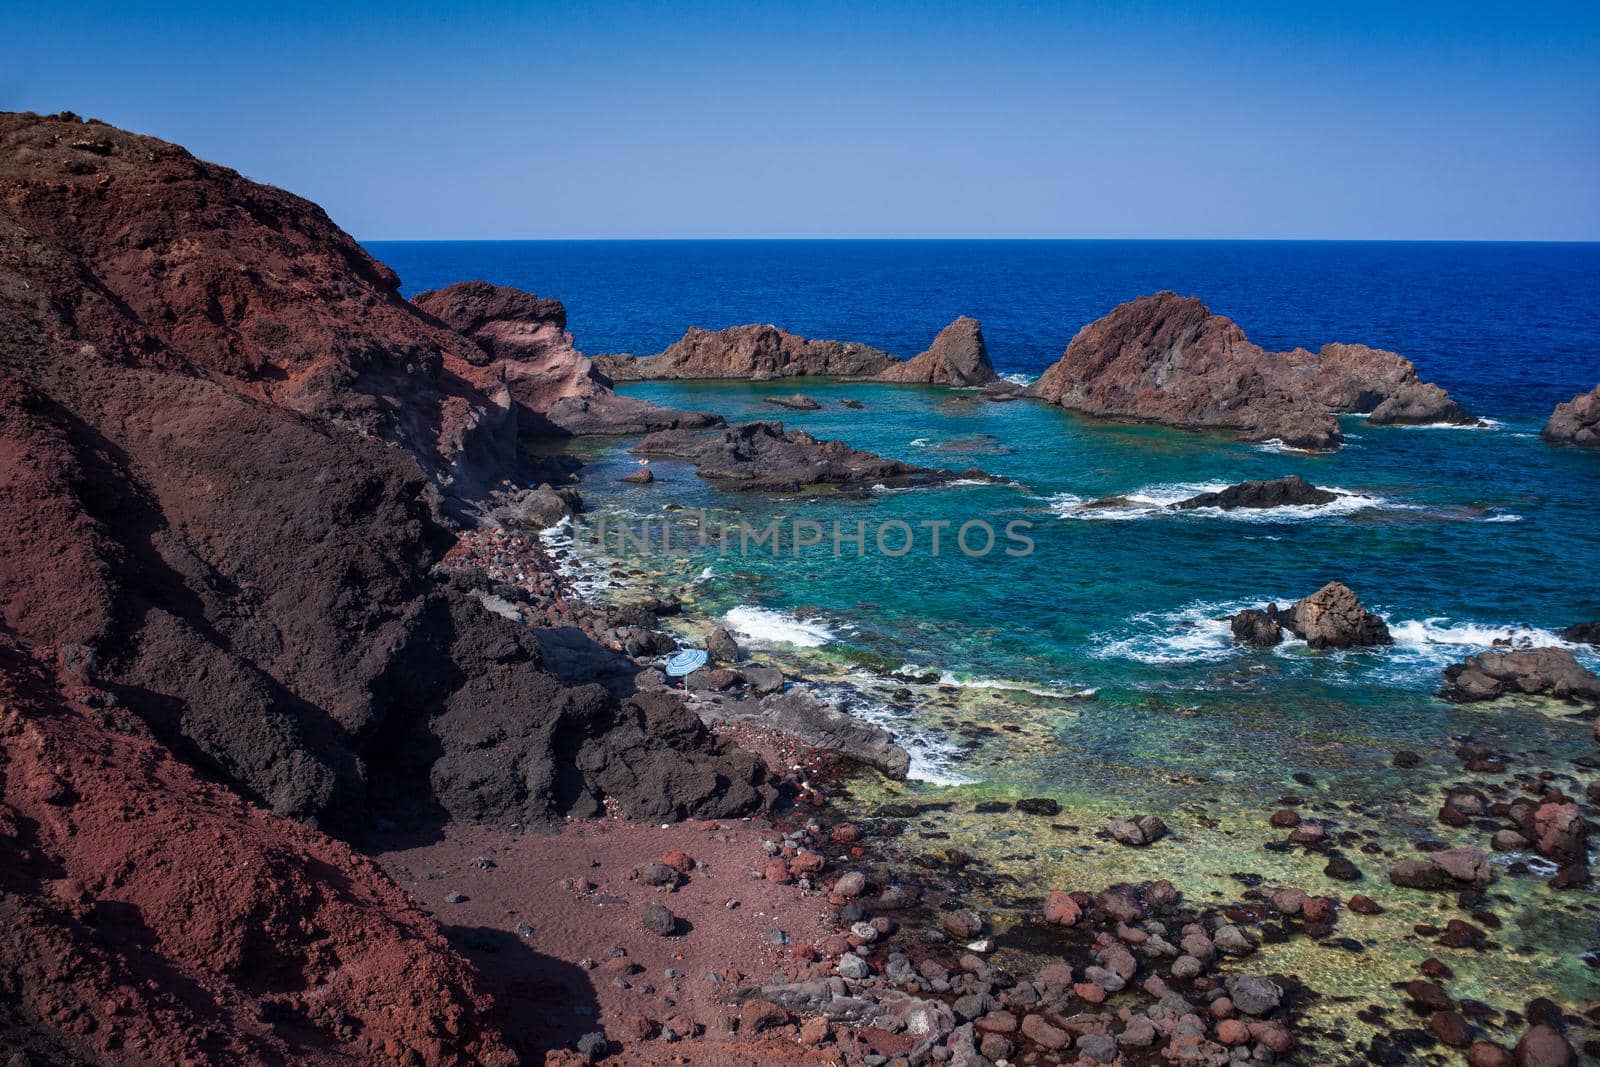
0,111,768,829
0,636,515,1065
414,280,721,434
1026,292,1471,449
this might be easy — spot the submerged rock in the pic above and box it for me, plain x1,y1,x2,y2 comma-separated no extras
1441,647,1600,704
1170,475,1337,511
763,393,822,411
1105,815,1167,846
632,421,983,492
1389,846,1494,889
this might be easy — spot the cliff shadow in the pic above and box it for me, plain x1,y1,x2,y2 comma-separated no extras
438,923,601,1058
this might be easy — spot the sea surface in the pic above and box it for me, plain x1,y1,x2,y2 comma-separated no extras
375,240,1600,1028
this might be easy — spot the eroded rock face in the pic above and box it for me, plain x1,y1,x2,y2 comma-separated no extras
596,323,895,381
0,637,514,1066
632,421,980,492
1441,647,1600,704
0,113,769,834
1542,384,1600,448
1275,582,1392,649
1025,292,1471,449
871,316,997,386
413,280,719,435
1231,583,1391,650
1170,475,1337,511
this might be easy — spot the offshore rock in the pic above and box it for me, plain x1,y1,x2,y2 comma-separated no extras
1273,582,1392,649
596,323,895,380
1542,384,1600,447
1025,292,1472,449
1171,475,1337,510
871,316,998,386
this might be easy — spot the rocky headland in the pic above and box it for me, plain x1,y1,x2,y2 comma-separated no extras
413,280,721,435
1024,292,1474,449
0,111,772,1062
1541,384,1600,448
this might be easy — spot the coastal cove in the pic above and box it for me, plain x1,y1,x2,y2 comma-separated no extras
379,240,1600,1054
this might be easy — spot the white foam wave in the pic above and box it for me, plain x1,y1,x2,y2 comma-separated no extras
1001,372,1038,387
724,605,834,648
934,670,1095,700
810,680,976,785
538,517,611,599
910,437,931,448
1391,418,1504,431
1093,597,1277,665
1050,482,1398,523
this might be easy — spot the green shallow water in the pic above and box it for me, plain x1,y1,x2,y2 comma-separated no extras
545,378,1600,1051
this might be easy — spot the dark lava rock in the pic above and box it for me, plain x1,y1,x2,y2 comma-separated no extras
1558,621,1600,646
1325,855,1364,881
1171,475,1337,511
1231,609,1283,648
705,626,742,664
763,394,822,411
1273,582,1393,649
1016,797,1061,816
632,421,982,492
642,902,678,937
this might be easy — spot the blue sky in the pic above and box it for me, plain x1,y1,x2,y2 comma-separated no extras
5,2,1597,239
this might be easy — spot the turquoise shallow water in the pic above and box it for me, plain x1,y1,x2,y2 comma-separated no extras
555,379,1600,1033
564,378,1598,798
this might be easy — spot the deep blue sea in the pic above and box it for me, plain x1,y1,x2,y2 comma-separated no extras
371,240,1600,1013
374,240,1600,420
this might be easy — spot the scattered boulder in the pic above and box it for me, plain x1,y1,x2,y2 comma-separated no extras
1231,609,1283,648
1442,647,1600,704
620,467,654,484
1275,582,1392,649
1389,846,1494,890
705,627,742,664
1105,815,1167,846
641,902,679,937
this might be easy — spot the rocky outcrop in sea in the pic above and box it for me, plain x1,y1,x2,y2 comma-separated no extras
1542,384,1600,448
1441,647,1600,704
1024,292,1473,449
1231,583,1392,649
595,323,896,380
869,316,998,386
1170,475,1337,510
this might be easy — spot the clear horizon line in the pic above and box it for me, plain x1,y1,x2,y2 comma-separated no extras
360,235,1600,245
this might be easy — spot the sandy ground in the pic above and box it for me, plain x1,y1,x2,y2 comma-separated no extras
371,802,851,1063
